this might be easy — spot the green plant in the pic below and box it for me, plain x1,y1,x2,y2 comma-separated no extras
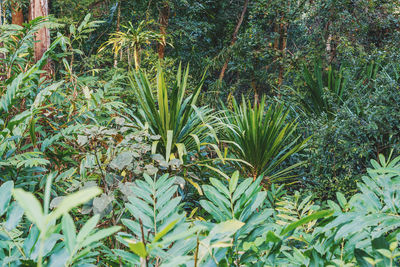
299,61,400,199
260,154,400,266
0,17,61,81
221,95,309,182
200,172,273,264
299,59,348,116
13,174,121,266
0,174,120,266
0,67,63,181
199,171,333,266
356,59,381,87
130,64,218,162
0,181,26,266
115,173,196,265
99,20,164,70
115,173,246,266
315,154,400,266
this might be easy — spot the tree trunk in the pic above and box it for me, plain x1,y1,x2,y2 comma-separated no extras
218,0,249,82
325,7,335,63
158,1,169,60
30,0,51,71
277,19,288,93
11,1,24,26
325,20,335,63
113,0,121,67
273,23,280,50
0,2,4,83
326,33,332,62
133,47,140,70
0,1,3,24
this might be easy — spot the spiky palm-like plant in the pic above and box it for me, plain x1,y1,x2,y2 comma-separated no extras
129,64,217,162
221,95,309,182
300,59,348,117
99,20,164,70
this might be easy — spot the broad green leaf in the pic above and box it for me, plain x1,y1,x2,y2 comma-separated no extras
209,178,230,197
0,181,13,216
127,240,147,258
81,226,121,247
44,172,58,216
49,187,102,222
377,249,392,259
5,202,24,231
202,185,230,215
232,178,253,202
77,214,100,243
13,188,45,231
266,231,281,243
62,213,77,254
110,152,134,171
229,171,239,194
165,130,173,161
157,197,181,222
153,219,179,243
48,248,69,267
354,248,373,267
200,200,225,222
281,210,333,236
336,192,347,208
209,219,244,236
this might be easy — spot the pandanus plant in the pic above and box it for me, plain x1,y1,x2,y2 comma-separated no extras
300,59,348,117
129,64,218,162
221,95,310,183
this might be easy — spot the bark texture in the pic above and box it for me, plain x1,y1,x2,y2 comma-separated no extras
11,1,24,26
218,0,249,82
0,3,4,83
158,1,170,59
277,18,288,91
113,1,121,67
30,0,50,63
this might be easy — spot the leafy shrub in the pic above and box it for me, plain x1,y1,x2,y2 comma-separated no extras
113,171,331,266
300,65,400,199
0,176,119,266
297,59,348,117
298,154,400,266
115,173,196,265
220,95,309,182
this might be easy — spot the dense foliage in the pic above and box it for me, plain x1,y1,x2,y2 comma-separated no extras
1,0,399,266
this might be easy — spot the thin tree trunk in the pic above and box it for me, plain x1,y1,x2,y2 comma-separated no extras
252,76,259,103
0,0,3,24
11,1,24,26
113,0,121,67
273,23,279,50
218,0,249,82
326,33,332,62
158,1,169,60
325,19,334,63
277,20,288,92
127,48,131,69
325,7,335,63
30,0,51,74
133,47,140,70
0,1,4,83
275,0,291,95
